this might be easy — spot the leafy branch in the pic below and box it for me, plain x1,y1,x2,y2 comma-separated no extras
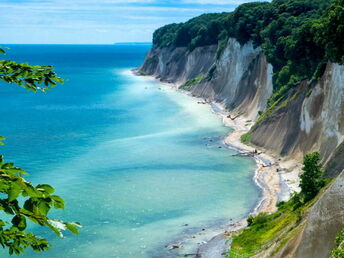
0,47,64,92
0,155,80,255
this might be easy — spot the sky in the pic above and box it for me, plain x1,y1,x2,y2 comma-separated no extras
1,0,267,44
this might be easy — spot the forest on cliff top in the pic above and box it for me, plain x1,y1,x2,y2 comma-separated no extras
153,0,343,107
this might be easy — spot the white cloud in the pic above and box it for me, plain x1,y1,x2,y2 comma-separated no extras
0,0,244,43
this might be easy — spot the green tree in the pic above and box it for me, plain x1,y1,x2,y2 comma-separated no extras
331,228,344,258
300,152,326,202
313,0,344,64
0,47,80,255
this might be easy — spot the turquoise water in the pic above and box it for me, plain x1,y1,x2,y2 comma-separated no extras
0,45,259,257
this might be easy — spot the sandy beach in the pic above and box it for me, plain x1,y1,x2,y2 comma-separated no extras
213,102,301,212
133,70,302,257
196,102,302,257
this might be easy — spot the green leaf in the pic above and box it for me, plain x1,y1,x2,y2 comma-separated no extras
0,47,7,54
23,184,42,198
8,184,21,202
37,201,50,216
50,195,65,209
65,222,80,235
36,184,55,194
11,215,27,231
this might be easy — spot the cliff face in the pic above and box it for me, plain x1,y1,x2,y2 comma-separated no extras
250,63,344,169
140,45,217,84
139,38,273,120
294,171,344,258
191,39,273,120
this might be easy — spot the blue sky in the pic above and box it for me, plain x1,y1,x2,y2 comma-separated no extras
1,0,266,44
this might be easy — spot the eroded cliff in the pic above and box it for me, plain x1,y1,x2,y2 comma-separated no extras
139,38,273,120
250,63,344,171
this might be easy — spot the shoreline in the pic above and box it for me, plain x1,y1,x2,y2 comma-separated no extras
132,69,301,257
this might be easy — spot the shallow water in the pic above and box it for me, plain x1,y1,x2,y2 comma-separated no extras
0,45,259,257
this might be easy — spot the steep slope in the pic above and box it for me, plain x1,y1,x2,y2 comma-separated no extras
139,38,273,120
139,45,217,84
250,63,344,168
276,171,344,258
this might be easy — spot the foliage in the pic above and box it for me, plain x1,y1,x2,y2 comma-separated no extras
312,0,344,64
153,23,181,48
0,47,64,93
247,213,269,227
153,13,227,51
0,47,79,255
216,39,227,60
300,152,326,202
240,132,251,144
0,156,80,255
229,196,305,257
225,2,274,46
179,74,205,91
331,228,344,258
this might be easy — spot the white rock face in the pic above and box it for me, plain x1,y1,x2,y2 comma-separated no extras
140,45,217,84
192,38,273,120
299,63,344,161
139,38,274,120
216,39,259,101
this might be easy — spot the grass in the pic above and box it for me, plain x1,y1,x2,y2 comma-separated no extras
229,204,299,257
228,181,332,257
179,74,205,91
138,71,149,76
240,132,251,144
229,200,303,257
216,39,227,59
251,92,298,132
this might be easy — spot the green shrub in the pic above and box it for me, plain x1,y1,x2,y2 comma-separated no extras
247,213,270,227
216,39,227,59
179,74,205,91
240,132,251,144
300,152,326,202
331,228,344,258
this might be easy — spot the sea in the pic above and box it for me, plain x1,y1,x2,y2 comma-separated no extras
0,44,259,257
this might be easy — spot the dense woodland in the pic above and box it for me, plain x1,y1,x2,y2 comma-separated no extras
153,0,344,107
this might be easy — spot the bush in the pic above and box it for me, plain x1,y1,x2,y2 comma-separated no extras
300,152,326,202
179,74,205,91
247,213,269,227
241,132,251,143
331,228,344,258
